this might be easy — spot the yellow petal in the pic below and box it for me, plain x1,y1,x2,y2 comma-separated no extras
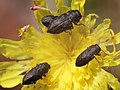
55,0,64,10
33,0,52,30
83,13,98,36
102,50,120,66
0,39,30,60
0,75,23,88
58,65,72,90
33,0,47,7
0,61,28,88
114,59,120,66
0,0,120,90
115,32,120,44
71,0,86,15
56,6,70,15
93,19,111,37
19,25,41,40
102,69,120,90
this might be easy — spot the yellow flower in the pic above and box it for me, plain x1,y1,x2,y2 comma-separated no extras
0,0,120,90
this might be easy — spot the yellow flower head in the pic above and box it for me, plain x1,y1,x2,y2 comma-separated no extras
0,0,120,90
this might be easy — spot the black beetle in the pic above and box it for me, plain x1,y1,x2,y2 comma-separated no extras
75,44,101,67
22,62,50,85
42,15,58,27
41,10,82,34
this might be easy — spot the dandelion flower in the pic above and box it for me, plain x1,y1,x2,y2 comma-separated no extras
0,0,120,90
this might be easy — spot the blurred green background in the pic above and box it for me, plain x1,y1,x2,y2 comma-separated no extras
0,0,120,90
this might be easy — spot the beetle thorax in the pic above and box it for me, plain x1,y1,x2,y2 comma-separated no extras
67,10,82,24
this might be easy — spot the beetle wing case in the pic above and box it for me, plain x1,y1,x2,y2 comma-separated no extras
22,68,37,85
47,14,73,34
76,44,101,67
41,10,82,34
22,63,50,85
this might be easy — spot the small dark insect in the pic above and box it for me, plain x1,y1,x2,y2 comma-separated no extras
42,15,58,27
41,10,82,34
75,44,101,67
22,62,50,85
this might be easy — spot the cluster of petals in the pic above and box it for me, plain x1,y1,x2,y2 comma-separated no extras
0,0,120,90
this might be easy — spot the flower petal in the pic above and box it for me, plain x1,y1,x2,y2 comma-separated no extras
114,59,120,66
102,50,120,67
0,61,28,88
55,0,64,10
19,25,41,40
56,6,70,15
85,68,120,90
83,13,98,36
71,0,86,15
33,0,47,7
33,0,52,30
0,76,23,88
115,32,120,44
58,65,72,90
90,69,109,90
102,69,120,89
93,19,111,37
0,39,30,60
103,31,120,46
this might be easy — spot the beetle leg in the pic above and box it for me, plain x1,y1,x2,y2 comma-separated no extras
94,56,102,68
85,64,89,69
68,30,72,35
44,74,46,77
40,76,42,79
65,30,69,33
33,85,35,88
94,56,99,63
71,24,74,29
75,23,85,26
32,83,36,88
65,30,72,35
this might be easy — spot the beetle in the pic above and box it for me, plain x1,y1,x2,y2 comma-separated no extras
22,62,50,85
41,10,82,34
42,15,58,27
75,44,101,67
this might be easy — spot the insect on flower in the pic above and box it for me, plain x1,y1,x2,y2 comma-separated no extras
75,44,101,67
22,62,50,85
41,15,58,27
41,10,82,34
1,0,120,89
